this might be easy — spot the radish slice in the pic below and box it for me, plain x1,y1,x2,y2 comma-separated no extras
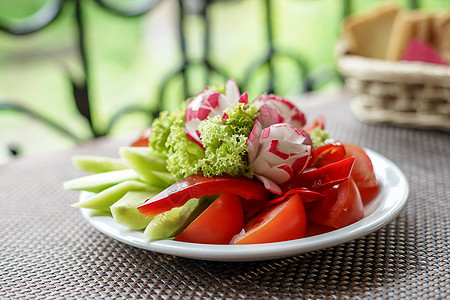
254,174,282,195
225,79,242,104
253,94,306,128
257,105,284,128
184,79,243,144
248,123,312,185
247,120,262,164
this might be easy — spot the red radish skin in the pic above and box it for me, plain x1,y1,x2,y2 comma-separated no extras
253,94,306,128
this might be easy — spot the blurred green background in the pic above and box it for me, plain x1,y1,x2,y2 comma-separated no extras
0,0,448,163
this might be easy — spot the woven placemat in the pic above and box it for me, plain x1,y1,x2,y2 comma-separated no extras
1,92,449,299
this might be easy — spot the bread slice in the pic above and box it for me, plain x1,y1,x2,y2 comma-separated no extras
386,10,435,61
431,12,450,63
343,3,400,59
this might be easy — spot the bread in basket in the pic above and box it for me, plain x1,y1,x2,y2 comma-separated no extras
337,3,450,131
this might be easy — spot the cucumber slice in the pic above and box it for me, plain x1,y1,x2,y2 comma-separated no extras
119,147,167,171
111,191,159,230
72,180,159,210
143,197,210,242
63,169,140,193
71,155,128,173
119,147,170,187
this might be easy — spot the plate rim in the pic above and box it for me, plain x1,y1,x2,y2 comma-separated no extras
79,148,409,262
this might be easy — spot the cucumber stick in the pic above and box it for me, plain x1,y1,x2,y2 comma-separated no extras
143,197,210,242
72,180,160,210
111,191,159,230
119,147,175,187
71,155,128,173
63,169,140,193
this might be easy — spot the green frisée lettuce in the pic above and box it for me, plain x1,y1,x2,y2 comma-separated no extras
152,102,259,179
198,115,250,178
166,119,205,179
149,108,185,156
222,103,259,136
309,128,330,149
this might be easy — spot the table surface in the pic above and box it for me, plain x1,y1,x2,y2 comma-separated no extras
1,91,449,299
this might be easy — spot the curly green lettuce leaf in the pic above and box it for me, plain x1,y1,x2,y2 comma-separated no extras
149,106,185,155
223,103,259,137
309,128,330,149
156,102,258,179
165,119,205,179
198,116,252,177
194,103,258,178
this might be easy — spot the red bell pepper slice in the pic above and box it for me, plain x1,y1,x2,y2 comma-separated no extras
281,157,355,193
138,174,270,217
309,141,346,168
265,187,325,207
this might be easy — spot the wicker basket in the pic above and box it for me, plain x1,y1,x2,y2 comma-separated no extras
337,54,450,131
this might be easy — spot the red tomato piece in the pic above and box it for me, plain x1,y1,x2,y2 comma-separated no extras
138,174,270,217
174,193,244,244
240,198,267,222
342,143,379,204
233,194,307,244
343,143,377,188
306,177,363,229
309,141,346,168
358,184,380,205
305,222,335,237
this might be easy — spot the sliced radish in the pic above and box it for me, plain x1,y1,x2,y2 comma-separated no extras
257,104,284,128
248,123,312,185
254,174,282,195
253,94,306,128
184,79,243,144
247,120,263,164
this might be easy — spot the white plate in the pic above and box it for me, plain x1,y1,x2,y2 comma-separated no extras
80,149,409,262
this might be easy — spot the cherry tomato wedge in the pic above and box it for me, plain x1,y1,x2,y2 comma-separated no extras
138,174,270,217
175,193,244,244
358,184,380,205
233,194,307,244
281,157,355,193
306,177,363,229
240,198,267,222
305,222,335,237
342,143,379,204
343,143,378,188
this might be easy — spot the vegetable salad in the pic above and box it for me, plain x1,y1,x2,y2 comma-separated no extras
65,79,379,245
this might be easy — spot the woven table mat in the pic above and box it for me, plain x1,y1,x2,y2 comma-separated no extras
1,92,449,299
